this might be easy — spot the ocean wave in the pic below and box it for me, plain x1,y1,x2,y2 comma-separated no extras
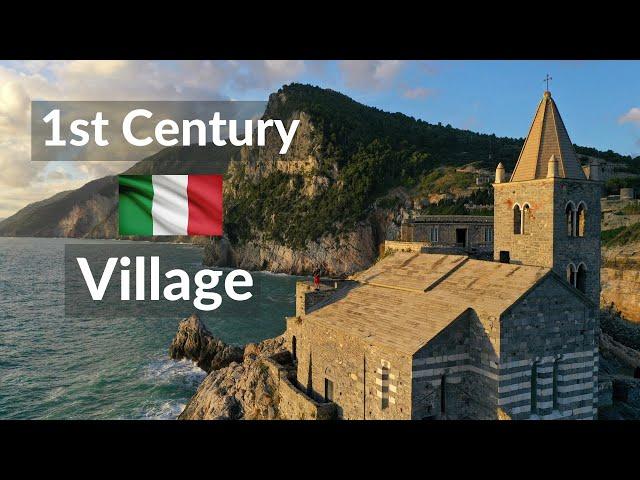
142,357,206,388
136,400,187,420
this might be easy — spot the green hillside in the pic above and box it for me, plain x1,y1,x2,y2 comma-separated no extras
227,84,637,249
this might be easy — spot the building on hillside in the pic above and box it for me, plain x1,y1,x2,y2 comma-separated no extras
399,215,493,255
283,90,602,420
475,173,492,185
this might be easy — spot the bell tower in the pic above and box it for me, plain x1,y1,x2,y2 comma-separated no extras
493,90,601,305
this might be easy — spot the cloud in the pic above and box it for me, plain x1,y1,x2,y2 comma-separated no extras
0,177,89,218
619,107,640,125
339,60,405,91
402,87,435,99
228,60,307,91
0,60,316,217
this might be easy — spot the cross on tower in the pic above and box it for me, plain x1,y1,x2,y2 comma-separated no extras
544,74,553,91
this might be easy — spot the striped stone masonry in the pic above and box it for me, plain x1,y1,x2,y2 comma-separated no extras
410,349,598,420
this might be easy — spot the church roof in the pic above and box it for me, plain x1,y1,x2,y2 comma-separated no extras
304,252,551,355
510,91,585,182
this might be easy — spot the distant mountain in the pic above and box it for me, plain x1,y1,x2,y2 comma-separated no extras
0,143,238,237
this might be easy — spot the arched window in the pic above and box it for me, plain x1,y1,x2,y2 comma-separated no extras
522,204,531,235
577,202,587,237
567,263,577,287
291,336,297,362
566,202,576,237
513,204,522,235
577,263,587,293
530,362,538,415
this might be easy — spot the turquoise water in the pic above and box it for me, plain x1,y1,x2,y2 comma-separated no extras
0,238,298,419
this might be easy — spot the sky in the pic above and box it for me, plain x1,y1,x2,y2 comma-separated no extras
0,60,639,218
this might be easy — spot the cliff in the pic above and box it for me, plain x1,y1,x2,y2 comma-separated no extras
601,240,640,323
169,314,243,373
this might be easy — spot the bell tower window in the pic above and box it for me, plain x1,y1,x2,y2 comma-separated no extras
566,202,576,237
522,204,531,235
513,204,522,235
576,263,587,293
577,202,586,237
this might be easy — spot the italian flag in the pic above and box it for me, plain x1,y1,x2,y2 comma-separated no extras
118,175,223,236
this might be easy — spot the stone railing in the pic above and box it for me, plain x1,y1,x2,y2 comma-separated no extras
383,240,431,253
262,354,337,420
295,280,344,317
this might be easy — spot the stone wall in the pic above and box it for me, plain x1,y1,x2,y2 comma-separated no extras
261,354,337,420
295,281,344,318
277,375,337,420
411,309,502,420
494,177,601,307
552,178,602,307
286,315,414,419
499,274,598,420
383,241,430,253
401,216,493,253
494,179,555,267
412,313,472,419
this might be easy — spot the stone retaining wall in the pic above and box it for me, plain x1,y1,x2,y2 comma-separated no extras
262,354,337,420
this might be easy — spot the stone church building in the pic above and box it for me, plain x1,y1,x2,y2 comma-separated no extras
284,90,601,420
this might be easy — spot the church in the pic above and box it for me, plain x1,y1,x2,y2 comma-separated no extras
283,90,601,420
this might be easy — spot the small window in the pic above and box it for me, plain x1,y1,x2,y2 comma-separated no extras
567,264,576,287
566,203,576,237
484,227,493,243
530,362,538,415
380,362,390,409
324,378,334,402
514,205,522,235
440,375,446,415
430,226,439,243
291,336,297,362
577,203,586,237
552,359,559,410
522,204,531,235
577,264,587,293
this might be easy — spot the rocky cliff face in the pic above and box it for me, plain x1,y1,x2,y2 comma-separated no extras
206,88,408,276
204,221,379,276
178,334,288,420
601,242,640,323
169,314,244,373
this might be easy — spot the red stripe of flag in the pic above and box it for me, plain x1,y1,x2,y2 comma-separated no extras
187,175,223,236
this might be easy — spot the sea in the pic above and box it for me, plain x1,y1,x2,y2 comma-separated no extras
0,237,299,419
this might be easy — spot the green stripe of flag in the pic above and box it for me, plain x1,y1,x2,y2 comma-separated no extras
119,175,154,236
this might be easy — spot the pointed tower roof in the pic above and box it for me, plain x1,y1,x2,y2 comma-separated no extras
510,91,585,182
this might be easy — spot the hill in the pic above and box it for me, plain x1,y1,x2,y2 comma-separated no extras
1,83,637,274
0,144,238,237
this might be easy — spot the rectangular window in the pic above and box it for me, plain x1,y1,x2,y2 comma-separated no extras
324,378,334,402
530,362,538,415
430,226,439,243
484,227,493,242
552,360,559,410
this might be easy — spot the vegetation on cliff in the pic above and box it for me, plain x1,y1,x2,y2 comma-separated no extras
602,223,640,247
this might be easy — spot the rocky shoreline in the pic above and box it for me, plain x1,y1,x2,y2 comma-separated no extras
169,313,290,419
